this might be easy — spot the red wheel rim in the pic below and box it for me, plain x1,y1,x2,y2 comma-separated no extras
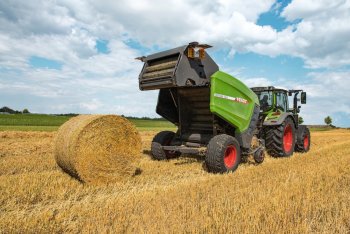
224,145,237,168
303,134,309,149
283,124,293,152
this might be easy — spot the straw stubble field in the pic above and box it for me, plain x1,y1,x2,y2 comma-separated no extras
0,129,349,233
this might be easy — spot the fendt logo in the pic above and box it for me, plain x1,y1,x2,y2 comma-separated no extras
214,93,249,104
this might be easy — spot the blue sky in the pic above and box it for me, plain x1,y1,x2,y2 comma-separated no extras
29,56,63,70
0,0,349,127
257,0,293,31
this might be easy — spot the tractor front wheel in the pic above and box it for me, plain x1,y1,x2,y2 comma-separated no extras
264,117,296,157
295,127,311,153
151,131,180,160
205,134,241,173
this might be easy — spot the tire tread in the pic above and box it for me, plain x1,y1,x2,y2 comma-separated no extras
295,127,311,152
151,131,176,160
264,117,295,157
205,134,241,173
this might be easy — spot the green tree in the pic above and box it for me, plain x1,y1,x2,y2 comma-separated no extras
298,116,304,124
324,116,332,125
0,106,15,113
22,108,30,114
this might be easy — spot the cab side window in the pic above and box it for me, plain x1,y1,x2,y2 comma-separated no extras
276,92,288,112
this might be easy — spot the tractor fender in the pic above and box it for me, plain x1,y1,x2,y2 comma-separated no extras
263,112,297,127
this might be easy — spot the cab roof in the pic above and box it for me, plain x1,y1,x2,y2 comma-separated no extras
250,86,288,93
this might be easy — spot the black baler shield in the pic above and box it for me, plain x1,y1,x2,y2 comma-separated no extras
138,44,219,91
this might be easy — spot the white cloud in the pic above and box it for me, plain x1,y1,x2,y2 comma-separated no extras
0,0,278,115
249,0,350,69
302,71,350,112
0,0,349,126
89,0,275,46
281,0,346,21
80,98,102,111
241,77,272,87
1,0,349,70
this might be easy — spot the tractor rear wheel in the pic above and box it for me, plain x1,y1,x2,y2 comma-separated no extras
264,117,296,157
295,127,311,152
205,134,241,173
151,131,180,160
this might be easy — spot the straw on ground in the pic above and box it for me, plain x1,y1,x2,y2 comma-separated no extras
0,129,349,232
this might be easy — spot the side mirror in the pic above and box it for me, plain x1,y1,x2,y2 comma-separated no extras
301,92,306,104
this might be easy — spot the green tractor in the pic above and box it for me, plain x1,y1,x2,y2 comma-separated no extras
251,87,310,157
137,42,310,173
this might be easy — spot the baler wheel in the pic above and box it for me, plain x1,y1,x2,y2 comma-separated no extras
151,131,180,160
253,148,265,164
205,134,241,173
264,117,296,157
295,127,311,153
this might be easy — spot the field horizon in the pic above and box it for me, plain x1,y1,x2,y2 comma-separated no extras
0,113,338,132
0,114,176,132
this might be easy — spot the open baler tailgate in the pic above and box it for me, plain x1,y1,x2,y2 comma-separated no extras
138,43,219,90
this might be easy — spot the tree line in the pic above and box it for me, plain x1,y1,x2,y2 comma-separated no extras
0,106,30,114
0,107,165,120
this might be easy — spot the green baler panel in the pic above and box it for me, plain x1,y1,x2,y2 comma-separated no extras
210,71,260,133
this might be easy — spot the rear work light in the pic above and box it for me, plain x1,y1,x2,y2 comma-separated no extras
187,47,205,59
187,42,212,60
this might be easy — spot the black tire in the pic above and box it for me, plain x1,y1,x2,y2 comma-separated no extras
295,127,311,153
151,131,180,160
205,134,241,173
264,117,296,157
253,148,265,164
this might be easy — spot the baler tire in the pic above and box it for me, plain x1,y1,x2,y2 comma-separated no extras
205,134,241,173
151,131,180,160
295,127,311,153
253,148,265,164
264,117,296,157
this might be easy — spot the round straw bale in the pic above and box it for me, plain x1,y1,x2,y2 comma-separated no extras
54,115,142,184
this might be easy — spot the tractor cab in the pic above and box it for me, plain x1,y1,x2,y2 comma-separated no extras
251,87,289,113
251,86,306,114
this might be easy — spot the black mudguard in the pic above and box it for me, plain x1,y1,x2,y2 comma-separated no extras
235,104,260,149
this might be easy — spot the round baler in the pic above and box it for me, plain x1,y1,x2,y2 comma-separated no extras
137,42,310,173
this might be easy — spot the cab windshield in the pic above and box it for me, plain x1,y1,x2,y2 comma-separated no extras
256,91,273,112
